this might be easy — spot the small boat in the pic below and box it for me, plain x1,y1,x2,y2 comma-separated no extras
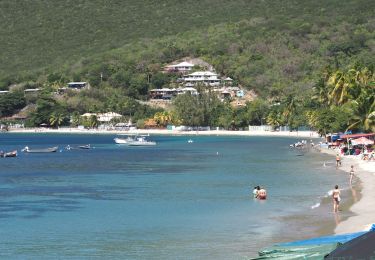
0,150,17,157
127,136,156,146
22,146,58,153
66,144,91,150
188,139,194,143
78,144,91,149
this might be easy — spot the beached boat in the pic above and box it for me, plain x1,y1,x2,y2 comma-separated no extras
127,136,156,146
0,150,17,157
22,146,58,153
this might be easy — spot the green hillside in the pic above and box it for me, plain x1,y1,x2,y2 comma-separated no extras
1,0,374,79
0,0,374,133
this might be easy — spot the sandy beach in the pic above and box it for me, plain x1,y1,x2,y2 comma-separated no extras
7,127,319,138
319,147,375,234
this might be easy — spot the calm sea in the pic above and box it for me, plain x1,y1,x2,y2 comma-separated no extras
0,133,349,259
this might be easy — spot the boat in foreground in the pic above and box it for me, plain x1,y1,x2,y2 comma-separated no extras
0,150,17,157
22,146,58,153
114,136,136,144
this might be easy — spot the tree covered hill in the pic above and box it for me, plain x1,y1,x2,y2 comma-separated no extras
0,0,374,133
1,0,374,83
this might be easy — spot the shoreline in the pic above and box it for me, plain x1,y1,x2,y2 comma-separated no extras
319,147,375,234
6,127,319,138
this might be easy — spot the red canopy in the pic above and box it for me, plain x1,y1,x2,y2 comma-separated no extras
340,133,374,139
351,137,374,145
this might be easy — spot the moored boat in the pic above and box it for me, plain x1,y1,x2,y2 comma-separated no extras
127,136,156,146
114,136,135,144
0,150,17,157
66,144,91,150
22,146,58,153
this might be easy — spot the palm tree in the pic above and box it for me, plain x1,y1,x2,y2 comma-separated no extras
312,78,330,105
49,112,65,128
327,68,372,106
88,115,99,128
70,112,81,127
346,89,375,132
327,70,349,105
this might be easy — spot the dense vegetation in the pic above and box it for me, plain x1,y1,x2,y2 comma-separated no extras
0,0,374,133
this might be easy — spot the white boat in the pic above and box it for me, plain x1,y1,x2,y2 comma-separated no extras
127,136,156,146
22,146,58,153
114,136,135,144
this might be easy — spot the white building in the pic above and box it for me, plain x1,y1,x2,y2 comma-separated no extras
81,112,122,122
164,61,194,73
183,71,221,87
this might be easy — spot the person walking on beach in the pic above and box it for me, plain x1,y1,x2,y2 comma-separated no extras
335,153,342,168
349,165,355,185
332,185,341,213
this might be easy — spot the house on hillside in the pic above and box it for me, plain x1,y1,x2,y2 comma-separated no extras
24,88,40,97
81,112,122,123
164,61,194,73
67,82,88,90
149,87,198,100
183,71,221,87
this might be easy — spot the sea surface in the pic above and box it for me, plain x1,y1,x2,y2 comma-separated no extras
0,133,351,259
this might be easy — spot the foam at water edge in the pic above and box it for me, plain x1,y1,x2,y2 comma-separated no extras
311,203,320,209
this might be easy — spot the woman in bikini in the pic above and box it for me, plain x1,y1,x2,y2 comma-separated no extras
332,185,341,213
349,165,354,185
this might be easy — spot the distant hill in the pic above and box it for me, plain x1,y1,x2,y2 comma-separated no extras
1,0,373,72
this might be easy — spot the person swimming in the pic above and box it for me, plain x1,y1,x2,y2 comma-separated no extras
257,187,267,200
253,186,260,198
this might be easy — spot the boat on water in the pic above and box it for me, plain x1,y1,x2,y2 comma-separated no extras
22,146,58,153
0,150,17,157
127,136,156,146
66,144,91,150
114,136,135,144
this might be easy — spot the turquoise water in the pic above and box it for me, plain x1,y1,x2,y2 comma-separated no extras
0,134,348,259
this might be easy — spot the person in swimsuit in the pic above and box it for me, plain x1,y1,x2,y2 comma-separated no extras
349,165,354,185
332,185,341,213
257,187,267,200
336,154,341,168
253,186,260,198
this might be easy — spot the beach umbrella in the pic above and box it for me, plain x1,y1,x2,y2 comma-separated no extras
351,137,374,146
324,231,375,259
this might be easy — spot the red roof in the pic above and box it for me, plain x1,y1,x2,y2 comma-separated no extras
340,133,375,139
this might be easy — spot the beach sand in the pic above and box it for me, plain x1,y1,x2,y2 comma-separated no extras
8,127,319,138
319,147,375,234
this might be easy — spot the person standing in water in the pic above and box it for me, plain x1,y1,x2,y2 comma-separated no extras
332,185,341,213
349,165,355,185
336,153,342,168
253,186,260,198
